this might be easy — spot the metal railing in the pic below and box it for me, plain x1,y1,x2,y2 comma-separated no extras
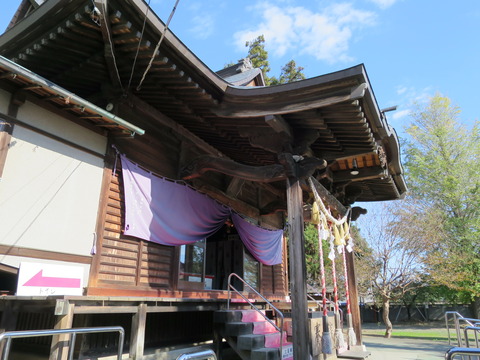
227,273,285,359
176,349,217,360
306,284,343,323
0,326,124,360
446,347,480,360
445,312,480,347
464,326,480,349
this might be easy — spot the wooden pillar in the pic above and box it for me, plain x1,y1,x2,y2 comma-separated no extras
346,250,363,345
0,301,18,357
50,302,75,360
130,303,147,360
286,178,311,359
0,93,24,179
213,322,223,360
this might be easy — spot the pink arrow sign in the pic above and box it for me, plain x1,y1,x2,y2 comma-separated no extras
23,270,81,288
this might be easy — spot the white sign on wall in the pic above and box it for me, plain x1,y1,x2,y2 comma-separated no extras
17,262,84,296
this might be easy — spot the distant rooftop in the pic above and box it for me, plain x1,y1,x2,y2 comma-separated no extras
216,58,264,87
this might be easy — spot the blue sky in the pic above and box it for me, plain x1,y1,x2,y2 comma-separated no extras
2,0,479,132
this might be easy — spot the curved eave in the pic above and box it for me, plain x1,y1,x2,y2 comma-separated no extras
212,64,407,200
216,65,367,117
0,0,232,97
361,82,407,199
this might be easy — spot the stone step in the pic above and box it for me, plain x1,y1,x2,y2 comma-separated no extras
214,310,243,323
237,333,266,350
264,332,288,348
251,344,293,360
225,321,254,336
253,320,278,335
241,309,267,323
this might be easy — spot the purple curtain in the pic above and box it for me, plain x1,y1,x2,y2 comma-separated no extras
232,213,284,266
121,155,283,264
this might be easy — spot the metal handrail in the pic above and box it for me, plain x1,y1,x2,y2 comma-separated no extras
464,326,480,349
306,293,323,311
446,347,480,360
457,318,480,348
227,273,285,360
306,284,334,311
306,284,343,322
176,349,217,360
445,311,480,348
0,326,124,360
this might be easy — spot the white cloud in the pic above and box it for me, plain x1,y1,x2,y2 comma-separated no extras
189,13,215,40
233,2,376,64
395,85,433,103
388,85,435,124
391,109,410,121
396,85,408,95
367,0,399,9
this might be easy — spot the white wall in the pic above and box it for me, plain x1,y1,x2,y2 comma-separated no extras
0,100,107,269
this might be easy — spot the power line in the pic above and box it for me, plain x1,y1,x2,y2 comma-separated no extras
136,0,181,91
126,0,151,93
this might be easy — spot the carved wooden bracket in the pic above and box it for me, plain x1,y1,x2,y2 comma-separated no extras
181,155,286,182
180,154,327,183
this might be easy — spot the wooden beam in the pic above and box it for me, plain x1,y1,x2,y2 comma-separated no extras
213,83,367,118
333,166,387,183
182,155,327,183
50,303,75,360
181,155,286,183
286,177,311,359
0,301,18,357
130,303,147,360
346,250,363,345
95,0,124,91
265,114,292,138
0,91,23,180
237,127,291,153
88,147,116,290
0,244,92,265
225,177,245,196
196,183,259,219
126,95,225,158
310,176,347,216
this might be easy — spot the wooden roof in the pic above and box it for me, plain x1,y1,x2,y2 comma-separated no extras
0,0,406,203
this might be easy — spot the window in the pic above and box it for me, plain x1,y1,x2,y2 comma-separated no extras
243,251,259,290
178,239,206,289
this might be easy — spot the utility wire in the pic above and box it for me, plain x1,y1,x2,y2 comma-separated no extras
98,0,124,92
126,0,151,93
136,0,181,91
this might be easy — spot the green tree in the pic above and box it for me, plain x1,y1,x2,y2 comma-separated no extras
351,225,377,300
304,223,330,288
245,35,305,86
358,202,429,337
403,94,480,315
270,60,306,86
245,35,272,84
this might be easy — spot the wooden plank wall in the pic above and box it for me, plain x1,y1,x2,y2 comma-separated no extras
95,163,174,289
89,130,287,297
